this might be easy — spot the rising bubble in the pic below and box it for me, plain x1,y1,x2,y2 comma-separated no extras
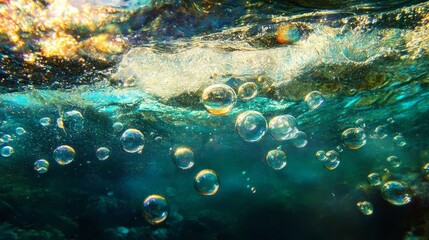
304,91,324,110
238,82,258,101
53,145,75,165
15,127,26,135
112,122,124,132
291,131,308,148
34,159,49,174
2,134,12,143
63,110,84,132
356,201,374,215
173,147,195,170
341,127,366,150
235,111,267,142
194,169,220,196
374,125,388,139
393,134,406,147
367,173,382,186
423,163,429,180
120,129,144,153
39,117,51,126
1,146,14,157
387,156,401,168
323,150,340,170
142,195,169,225
201,84,237,115
96,147,110,161
381,181,412,206
355,118,366,128
269,115,298,141
266,149,287,170
316,150,327,161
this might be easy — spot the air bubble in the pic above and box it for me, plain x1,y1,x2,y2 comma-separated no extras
120,129,144,153
304,91,324,110
53,145,75,165
96,147,110,161
356,201,373,215
1,146,14,157
194,169,220,196
381,181,412,206
142,195,169,225
266,149,287,170
393,134,406,147
235,111,267,142
341,127,366,150
173,147,195,170
238,82,258,101
269,115,298,141
367,173,382,186
387,156,401,168
34,159,49,174
291,131,308,148
201,84,236,115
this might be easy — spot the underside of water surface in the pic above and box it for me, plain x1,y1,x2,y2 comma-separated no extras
1,0,429,239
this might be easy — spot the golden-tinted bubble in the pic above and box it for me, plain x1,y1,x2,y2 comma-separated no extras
386,156,401,168
266,149,287,170
201,84,237,115
356,201,374,215
238,82,258,101
367,173,382,186
34,159,49,174
269,115,298,141
142,195,169,225
381,181,412,206
173,147,195,170
341,127,366,150
194,169,220,196
53,145,75,165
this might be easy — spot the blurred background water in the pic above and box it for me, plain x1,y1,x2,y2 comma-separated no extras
0,0,429,239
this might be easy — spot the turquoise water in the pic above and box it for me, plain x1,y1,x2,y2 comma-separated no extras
1,0,429,239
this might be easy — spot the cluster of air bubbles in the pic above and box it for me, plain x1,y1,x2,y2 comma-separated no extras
34,159,49,174
62,110,84,132
266,149,287,170
112,122,124,133
120,129,144,153
39,117,51,126
1,146,14,157
355,118,366,128
386,156,401,168
304,91,324,110
356,201,374,215
235,111,267,142
238,82,258,101
53,145,75,165
322,150,341,170
269,115,298,141
423,163,429,180
201,83,237,115
393,134,406,147
374,125,388,139
15,127,26,135
173,147,195,170
194,169,220,196
367,173,382,186
381,181,412,206
341,127,366,150
142,195,169,225
96,147,110,161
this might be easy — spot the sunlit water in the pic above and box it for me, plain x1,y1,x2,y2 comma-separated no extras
1,0,429,239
